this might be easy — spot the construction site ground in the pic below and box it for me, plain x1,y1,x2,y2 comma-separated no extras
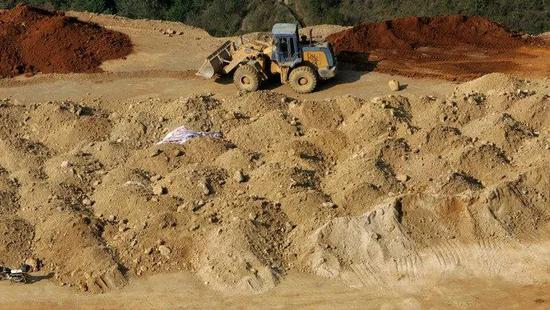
0,9,549,309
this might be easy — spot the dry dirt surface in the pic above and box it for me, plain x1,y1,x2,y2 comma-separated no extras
328,15,550,81
0,6,132,79
0,7,549,310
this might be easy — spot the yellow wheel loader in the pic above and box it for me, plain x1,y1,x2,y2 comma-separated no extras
197,23,337,94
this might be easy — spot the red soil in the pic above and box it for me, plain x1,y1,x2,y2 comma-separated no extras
328,16,550,81
0,5,133,78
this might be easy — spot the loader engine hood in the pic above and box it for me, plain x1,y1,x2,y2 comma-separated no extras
302,42,336,67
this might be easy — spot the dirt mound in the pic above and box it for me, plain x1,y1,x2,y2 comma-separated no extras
0,5,132,78
328,16,534,52
0,73,548,294
328,16,550,81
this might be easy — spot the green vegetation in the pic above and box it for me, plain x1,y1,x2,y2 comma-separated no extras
2,0,549,35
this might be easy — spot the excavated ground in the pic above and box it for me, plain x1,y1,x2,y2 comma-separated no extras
328,16,550,81
0,73,548,295
0,5,132,78
0,7,548,309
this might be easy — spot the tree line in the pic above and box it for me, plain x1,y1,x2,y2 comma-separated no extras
2,0,548,36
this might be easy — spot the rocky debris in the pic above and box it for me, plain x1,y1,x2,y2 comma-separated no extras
25,257,40,272
395,174,409,183
152,185,167,196
150,148,162,157
199,180,211,195
158,245,171,257
234,170,247,183
321,202,337,209
0,75,548,295
163,28,176,35
161,28,183,36
388,80,401,91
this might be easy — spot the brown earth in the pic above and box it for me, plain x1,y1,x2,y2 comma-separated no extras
328,16,550,81
0,5,132,78
0,73,548,296
0,10,548,309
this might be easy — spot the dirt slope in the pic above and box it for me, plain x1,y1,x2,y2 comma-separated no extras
328,16,550,81
0,73,548,294
0,5,132,78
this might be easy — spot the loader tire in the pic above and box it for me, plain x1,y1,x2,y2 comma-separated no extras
234,64,260,92
289,66,318,94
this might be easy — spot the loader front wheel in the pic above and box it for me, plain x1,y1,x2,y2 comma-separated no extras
234,64,260,92
289,66,318,94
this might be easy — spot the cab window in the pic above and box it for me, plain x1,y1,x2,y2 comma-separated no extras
278,38,288,55
289,38,295,57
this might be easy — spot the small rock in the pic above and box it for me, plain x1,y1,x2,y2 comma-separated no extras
200,181,211,195
25,257,40,272
388,80,401,92
82,198,93,206
150,148,162,157
60,160,71,168
192,200,205,212
234,170,246,183
158,245,171,257
173,149,184,157
150,175,162,182
321,202,337,209
153,185,167,196
209,214,219,223
396,174,410,182
177,204,187,213
285,222,295,232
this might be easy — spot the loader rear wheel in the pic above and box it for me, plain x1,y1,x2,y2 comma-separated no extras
234,64,260,92
289,66,318,94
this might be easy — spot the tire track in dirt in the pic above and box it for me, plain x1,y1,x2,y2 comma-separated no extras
0,70,198,88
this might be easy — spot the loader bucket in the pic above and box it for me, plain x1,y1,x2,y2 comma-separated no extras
196,41,234,79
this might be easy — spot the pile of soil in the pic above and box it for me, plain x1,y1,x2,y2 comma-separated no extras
0,5,132,78
0,73,548,293
328,16,550,80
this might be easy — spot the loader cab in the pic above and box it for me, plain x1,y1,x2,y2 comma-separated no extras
272,23,302,67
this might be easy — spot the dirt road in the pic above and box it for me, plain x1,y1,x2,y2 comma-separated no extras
1,272,549,309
